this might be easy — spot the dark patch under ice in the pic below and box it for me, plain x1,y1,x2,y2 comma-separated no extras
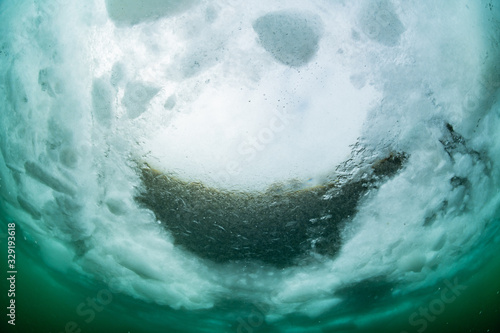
358,0,405,47
137,153,406,267
105,0,198,26
253,11,323,67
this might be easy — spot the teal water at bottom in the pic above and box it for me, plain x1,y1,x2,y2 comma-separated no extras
1,1,500,332
1,214,499,333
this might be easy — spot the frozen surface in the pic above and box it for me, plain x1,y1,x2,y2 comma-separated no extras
253,11,323,67
0,0,500,328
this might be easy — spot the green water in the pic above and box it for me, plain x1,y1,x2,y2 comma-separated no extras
1,219,499,333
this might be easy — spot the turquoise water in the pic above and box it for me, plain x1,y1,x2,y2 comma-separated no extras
1,220,499,332
1,1,500,332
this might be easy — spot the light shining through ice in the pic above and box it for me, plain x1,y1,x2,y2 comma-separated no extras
0,0,500,332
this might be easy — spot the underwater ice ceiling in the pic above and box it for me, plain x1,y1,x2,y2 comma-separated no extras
0,0,500,323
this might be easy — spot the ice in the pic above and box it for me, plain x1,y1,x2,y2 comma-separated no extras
114,246,164,280
122,81,160,119
105,197,128,216
163,94,177,110
38,67,57,97
59,147,79,169
398,252,427,273
54,194,83,215
358,0,405,47
38,239,75,273
17,195,42,220
110,62,126,87
40,194,95,242
91,77,114,126
300,298,343,318
24,161,76,195
3,67,28,110
5,163,24,174
105,0,197,26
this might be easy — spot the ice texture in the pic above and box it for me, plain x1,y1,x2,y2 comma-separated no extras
105,0,197,26
122,81,160,119
0,0,499,323
24,161,76,196
253,11,323,67
92,78,115,126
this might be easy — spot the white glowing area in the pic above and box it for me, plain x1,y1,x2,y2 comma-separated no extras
144,60,378,189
